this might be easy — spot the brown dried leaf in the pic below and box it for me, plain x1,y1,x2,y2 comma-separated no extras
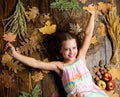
25,7,39,22
69,23,82,35
90,36,97,44
6,60,25,73
104,90,119,97
109,66,120,80
2,52,13,65
32,71,44,82
3,33,17,42
0,69,14,88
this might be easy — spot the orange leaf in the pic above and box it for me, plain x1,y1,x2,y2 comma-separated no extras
97,2,112,14
100,23,107,36
3,33,16,42
109,66,120,80
83,6,95,11
104,90,119,97
90,36,97,44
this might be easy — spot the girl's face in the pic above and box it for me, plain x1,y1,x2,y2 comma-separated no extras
60,39,78,62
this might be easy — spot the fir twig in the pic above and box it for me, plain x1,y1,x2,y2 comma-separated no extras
4,0,27,40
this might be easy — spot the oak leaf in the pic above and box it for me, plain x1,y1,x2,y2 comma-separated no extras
39,20,56,35
3,33,17,42
25,7,39,22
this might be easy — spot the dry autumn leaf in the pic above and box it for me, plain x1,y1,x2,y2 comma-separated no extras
70,23,82,35
3,33,17,42
32,71,44,82
83,6,95,12
90,36,97,44
25,7,39,22
79,0,87,4
6,60,25,73
39,20,56,35
2,52,13,65
109,66,120,80
104,90,119,97
97,2,112,14
99,23,107,36
0,69,14,88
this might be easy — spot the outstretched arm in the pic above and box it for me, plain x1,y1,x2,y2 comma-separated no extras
5,43,62,73
77,4,95,61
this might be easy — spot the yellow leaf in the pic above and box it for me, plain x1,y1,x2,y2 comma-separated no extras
32,71,44,82
90,36,97,44
79,0,87,4
104,90,119,97
39,20,56,34
109,66,120,80
83,6,95,11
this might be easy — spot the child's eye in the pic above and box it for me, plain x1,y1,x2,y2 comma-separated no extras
73,47,76,49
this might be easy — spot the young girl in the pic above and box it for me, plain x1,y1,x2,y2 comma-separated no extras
5,4,108,97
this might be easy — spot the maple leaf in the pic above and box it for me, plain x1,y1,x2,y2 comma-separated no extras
25,7,39,22
39,20,56,35
69,23,82,35
90,36,97,44
109,66,120,80
2,52,13,65
32,71,44,82
0,69,14,88
3,33,17,42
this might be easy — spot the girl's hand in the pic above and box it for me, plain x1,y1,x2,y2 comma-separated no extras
5,43,16,57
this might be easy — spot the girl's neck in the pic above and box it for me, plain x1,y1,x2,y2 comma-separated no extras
63,58,77,65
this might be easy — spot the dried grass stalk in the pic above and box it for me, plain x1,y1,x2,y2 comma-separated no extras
105,6,120,64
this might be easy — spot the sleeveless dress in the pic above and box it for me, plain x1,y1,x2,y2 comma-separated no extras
61,59,108,97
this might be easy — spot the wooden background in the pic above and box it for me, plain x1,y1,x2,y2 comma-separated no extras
0,0,120,97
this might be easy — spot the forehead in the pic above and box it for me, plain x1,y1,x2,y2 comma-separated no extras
62,39,77,47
